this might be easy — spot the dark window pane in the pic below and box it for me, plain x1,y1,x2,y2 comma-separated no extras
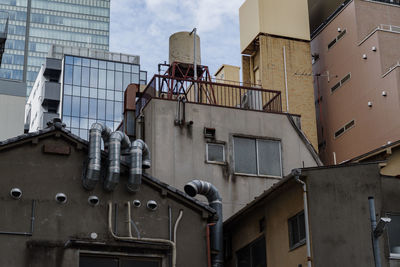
237,244,251,267
120,258,160,267
251,237,266,267
63,95,71,116
80,256,118,267
71,96,80,117
89,98,97,119
388,215,400,254
107,70,114,90
298,213,306,241
257,140,281,177
64,64,73,85
82,67,90,87
73,65,81,86
234,137,257,174
90,68,98,88
99,69,106,89
80,97,89,118
98,99,105,120
207,144,224,162
106,100,114,121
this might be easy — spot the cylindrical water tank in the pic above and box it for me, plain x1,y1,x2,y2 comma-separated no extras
169,31,201,65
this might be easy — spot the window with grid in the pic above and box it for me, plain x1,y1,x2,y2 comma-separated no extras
236,236,266,267
387,214,400,256
233,137,282,177
288,211,306,249
206,143,225,163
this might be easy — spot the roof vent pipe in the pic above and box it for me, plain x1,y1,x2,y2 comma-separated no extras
127,139,151,192
104,131,131,191
184,180,223,267
83,122,112,190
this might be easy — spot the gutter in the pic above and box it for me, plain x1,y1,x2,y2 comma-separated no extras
292,169,312,267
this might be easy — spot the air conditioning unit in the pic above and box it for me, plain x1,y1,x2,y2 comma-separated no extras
240,90,263,110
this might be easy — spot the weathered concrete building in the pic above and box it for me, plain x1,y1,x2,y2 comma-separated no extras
224,163,400,267
311,0,400,164
0,123,216,266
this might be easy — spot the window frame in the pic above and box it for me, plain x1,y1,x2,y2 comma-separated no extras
236,235,266,267
386,212,400,259
233,136,282,178
79,252,163,267
288,211,306,250
205,142,226,165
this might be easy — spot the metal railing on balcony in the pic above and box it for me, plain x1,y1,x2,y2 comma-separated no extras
136,75,282,117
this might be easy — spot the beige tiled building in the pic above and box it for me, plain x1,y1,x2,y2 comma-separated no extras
239,0,318,151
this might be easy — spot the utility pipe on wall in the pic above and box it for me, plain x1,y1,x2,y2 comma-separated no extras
283,46,289,113
108,202,183,267
369,197,382,267
293,169,312,267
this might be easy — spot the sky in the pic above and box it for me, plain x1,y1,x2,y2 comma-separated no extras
110,0,245,80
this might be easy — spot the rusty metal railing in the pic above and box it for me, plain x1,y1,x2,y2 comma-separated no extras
136,75,282,117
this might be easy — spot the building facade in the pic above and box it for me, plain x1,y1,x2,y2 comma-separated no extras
0,0,109,95
25,45,147,140
224,163,400,267
239,0,318,151
311,0,400,164
136,72,321,219
0,125,215,267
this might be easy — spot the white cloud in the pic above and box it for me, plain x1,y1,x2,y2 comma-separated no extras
110,0,245,79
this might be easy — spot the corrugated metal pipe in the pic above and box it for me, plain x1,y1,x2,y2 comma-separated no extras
184,180,223,267
127,139,151,192
104,131,131,191
83,122,112,190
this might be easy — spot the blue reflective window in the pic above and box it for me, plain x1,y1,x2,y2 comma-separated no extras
62,116,71,128
132,65,139,73
65,56,73,65
82,67,90,87
114,102,122,121
73,57,81,66
80,118,88,129
71,116,79,128
73,65,81,86
71,96,80,117
97,99,105,120
90,59,98,68
123,64,130,72
106,100,113,121
115,91,123,102
90,68,98,88
81,87,89,97
89,98,97,119
64,85,72,95
99,60,107,69
98,89,106,99
82,58,90,67
90,88,97,98
80,97,89,118
72,86,80,96
65,64,73,84
63,95,72,116
123,72,130,89
106,90,114,101
99,69,106,88
115,63,123,71
115,71,122,91
107,70,114,90
132,73,139,84
107,62,114,70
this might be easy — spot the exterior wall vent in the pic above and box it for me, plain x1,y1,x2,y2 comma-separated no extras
204,127,216,139
10,188,22,199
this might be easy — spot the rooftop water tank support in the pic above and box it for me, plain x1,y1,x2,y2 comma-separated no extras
104,131,131,191
184,180,223,267
83,122,112,190
127,139,151,192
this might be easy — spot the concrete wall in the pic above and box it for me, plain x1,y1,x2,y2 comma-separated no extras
143,98,318,219
224,180,307,267
0,79,26,141
239,0,310,53
0,133,210,266
311,0,400,164
305,164,387,267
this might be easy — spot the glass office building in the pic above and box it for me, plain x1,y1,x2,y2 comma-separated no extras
0,0,109,95
62,54,147,139
25,45,147,141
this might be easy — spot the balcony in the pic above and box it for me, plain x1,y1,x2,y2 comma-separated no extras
136,75,282,117
41,81,60,108
43,58,62,80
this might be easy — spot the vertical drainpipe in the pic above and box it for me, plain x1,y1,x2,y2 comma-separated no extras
292,169,312,267
369,196,382,267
